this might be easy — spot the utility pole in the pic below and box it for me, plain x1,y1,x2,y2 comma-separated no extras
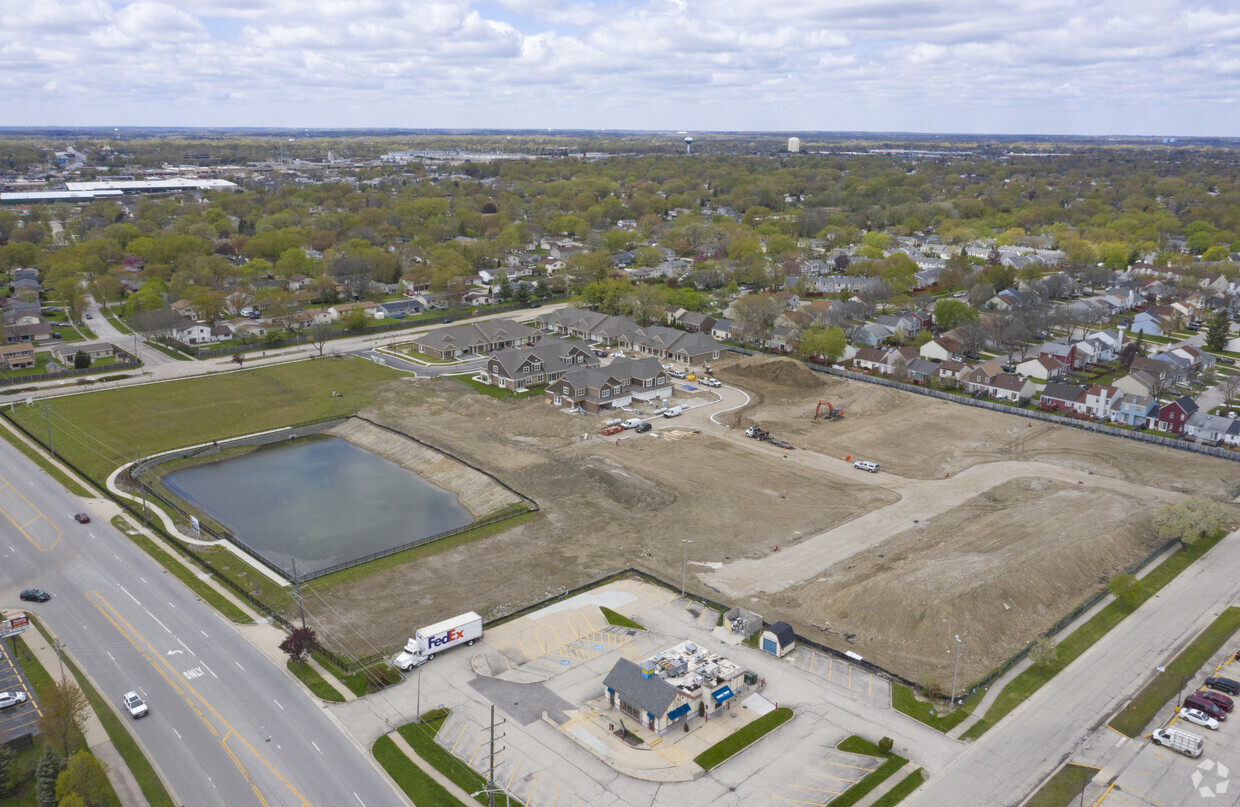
42,402,53,457
291,558,306,631
951,634,963,706
681,539,692,598
487,704,506,807
135,450,148,525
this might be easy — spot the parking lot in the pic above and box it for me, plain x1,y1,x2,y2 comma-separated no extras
346,578,959,807
1093,648,1240,806
0,641,40,743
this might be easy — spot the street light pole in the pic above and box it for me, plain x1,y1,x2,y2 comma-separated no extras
681,539,692,598
951,634,962,706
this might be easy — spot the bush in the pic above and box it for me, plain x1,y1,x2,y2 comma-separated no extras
878,736,894,754
73,351,90,369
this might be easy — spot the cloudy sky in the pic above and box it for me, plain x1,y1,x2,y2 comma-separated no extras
3,0,1237,136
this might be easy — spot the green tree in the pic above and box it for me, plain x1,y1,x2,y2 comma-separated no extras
0,743,15,797
1151,497,1232,547
934,299,977,331
72,351,90,370
35,745,60,807
55,750,108,807
1028,636,1058,668
731,293,785,346
40,679,89,757
1205,311,1230,352
340,308,368,331
1107,574,1144,610
799,325,847,363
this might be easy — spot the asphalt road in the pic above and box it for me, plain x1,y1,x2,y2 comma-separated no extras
0,437,405,807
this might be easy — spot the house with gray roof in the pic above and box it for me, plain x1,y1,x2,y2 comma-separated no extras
602,640,749,734
545,356,670,414
483,341,598,391
410,319,540,360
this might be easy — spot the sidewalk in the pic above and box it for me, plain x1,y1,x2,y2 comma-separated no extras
387,730,477,803
20,623,162,807
853,761,919,807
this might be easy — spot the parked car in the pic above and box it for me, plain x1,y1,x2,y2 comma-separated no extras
662,406,684,418
620,418,643,429
964,352,981,360
1181,708,1220,730
1220,357,1237,366
1205,675,1240,695
1184,693,1227,720
669,370,687,379
634,422,652,433
1197,690,1234,712
19,589,50,603
527,302,541,308
1002,365,1016,373
441,317,454,324
0,691,28,709
702,377,722,387
123,691,149,718
853,460,880,472
73,513,90,524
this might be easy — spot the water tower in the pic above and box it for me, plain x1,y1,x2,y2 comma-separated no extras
788,136,801,153
684,137,694,155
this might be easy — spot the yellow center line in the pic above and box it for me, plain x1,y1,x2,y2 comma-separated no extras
0,475,62,551
88,592,309,806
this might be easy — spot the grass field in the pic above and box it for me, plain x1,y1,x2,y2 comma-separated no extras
8,357,402,481
396,713,527,806
890,683,974,732
287,660,347,702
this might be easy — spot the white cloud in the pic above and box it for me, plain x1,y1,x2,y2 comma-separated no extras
1,0,1237,134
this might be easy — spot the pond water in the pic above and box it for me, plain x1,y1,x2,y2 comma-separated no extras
163,436,472,575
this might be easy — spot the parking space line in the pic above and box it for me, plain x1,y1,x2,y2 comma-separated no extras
550,786,559,807
549,623,564,651
468,738,485,767
868,673,873,697
773,796,828,805
525,772,540,805
808,650,815,672
516,637,531,660
821,760,877,772
791,783,843,795
505,759,521,790
807,771,861,783
848,664,853,689
450,724,469,754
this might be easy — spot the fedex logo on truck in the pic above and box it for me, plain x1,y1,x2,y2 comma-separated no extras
427,628,465,649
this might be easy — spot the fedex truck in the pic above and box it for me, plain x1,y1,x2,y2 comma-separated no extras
393,612,483,670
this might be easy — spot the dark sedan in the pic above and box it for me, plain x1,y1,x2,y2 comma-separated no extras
19,589,50,603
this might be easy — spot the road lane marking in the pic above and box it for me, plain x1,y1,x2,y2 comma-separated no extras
236,662,245,670
173,729,181,739
117,584,140,605
273,699,284,710
0,474,62,551
177,637,194,656
354,794,366,806
201,661,219,679
106,651,115,661
312,741,321,755
145,609,171,633
87,592,311,807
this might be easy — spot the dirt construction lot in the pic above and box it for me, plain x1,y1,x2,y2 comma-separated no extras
302,356,1238,688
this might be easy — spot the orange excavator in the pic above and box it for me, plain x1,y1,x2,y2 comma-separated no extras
813,400,844,421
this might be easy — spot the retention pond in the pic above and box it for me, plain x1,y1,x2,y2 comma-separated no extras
163,435,472,575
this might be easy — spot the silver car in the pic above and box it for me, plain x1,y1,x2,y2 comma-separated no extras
123,691,149,718
0,691,28,709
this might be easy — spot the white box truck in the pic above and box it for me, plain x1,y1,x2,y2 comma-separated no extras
1152,727,1203,757
393,612,483,670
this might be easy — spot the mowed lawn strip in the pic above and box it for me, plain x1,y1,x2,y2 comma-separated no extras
694,707,793,770
599,606,645,631
396,713,527,807
1023,764,1095,807
869,769,926,807
9,357,402,481
1109,605,1240,737
891,682,974,732
830,736,910,807
963,531,1226,741
372,735,464,807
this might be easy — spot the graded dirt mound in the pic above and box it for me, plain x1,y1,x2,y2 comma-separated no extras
724,356,826,389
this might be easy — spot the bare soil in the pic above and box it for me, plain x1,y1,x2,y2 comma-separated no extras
300,358,1239,687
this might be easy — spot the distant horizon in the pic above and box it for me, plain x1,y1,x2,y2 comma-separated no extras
6,2,1235,138
0,125,1222,144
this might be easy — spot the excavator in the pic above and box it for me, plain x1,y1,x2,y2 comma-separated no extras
813,400,844,422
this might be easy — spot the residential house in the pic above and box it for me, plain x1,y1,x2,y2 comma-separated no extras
875,313,922,341
462,290,494,307
711,319,733,341
1184,411,1232,445
0,342,35,370
52,341,115,365
920,332,963,363
1150,352,1192,383
1040,341,1082,370
411,320,540,360
1114,394,1159,427
766,325,799,352
985,373,1035,403
1129,311,1164,336
852,323,893,347
328,301,376,321
961,361,1004,394
1113,370,1159,398
1039,382,1087,412
679,312,717,334
936,359,970,384
1015,355,1068,382
905,358,939,383
169,299,197,319
173,322,223,345
375,298,425,319
853,347,891,373
545,356,670,413
483,341,598,391
287,274,313,292
1153,396,1198,434
1082,385,1123,419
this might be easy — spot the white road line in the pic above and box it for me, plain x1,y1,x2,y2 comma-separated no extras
235,661,244,671
88,532,95,539
106,651,115,661
273,699,284,710
200,630,208,637
117,584,140,605
176,637,194,656
144,610,171,634
312,741,322,754
201,661,219,679
173,728,182,739
354,794,366,806
139,577,146,583
113,554,120,560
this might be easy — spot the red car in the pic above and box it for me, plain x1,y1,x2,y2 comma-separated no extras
73,513,90,524
1197,690,1234,712
1185,693,1227,721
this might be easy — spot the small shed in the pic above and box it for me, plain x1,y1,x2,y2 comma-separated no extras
760,622,797,657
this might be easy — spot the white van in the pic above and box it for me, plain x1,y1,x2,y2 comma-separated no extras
1152,727,1203,758
853,460,879,473
621,418,643,429
662,406,684,418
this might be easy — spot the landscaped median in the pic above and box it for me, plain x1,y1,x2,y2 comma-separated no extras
1109,605,1240,737
693,706,793,770
960,530,1227,741
827,736,911,807
1024,764,1096,807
